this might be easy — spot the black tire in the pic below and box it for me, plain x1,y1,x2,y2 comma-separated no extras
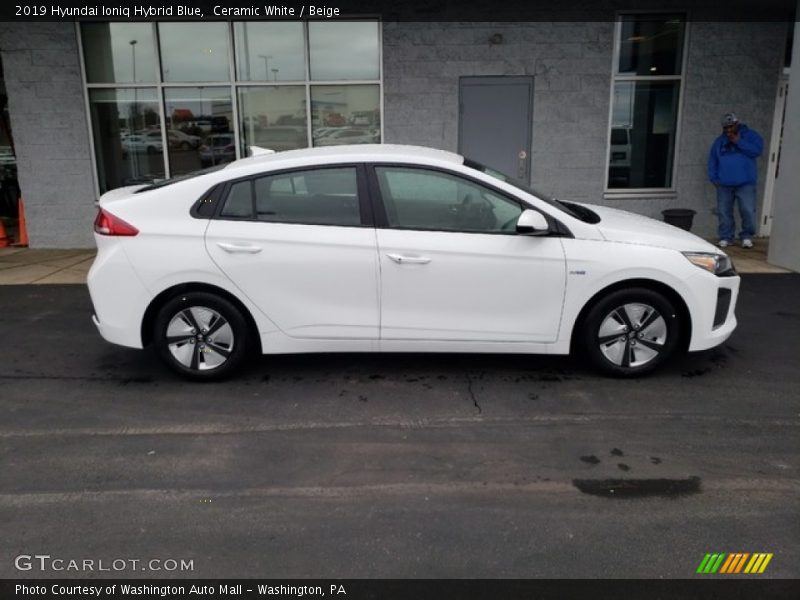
154,292,251,381
579,287,681,377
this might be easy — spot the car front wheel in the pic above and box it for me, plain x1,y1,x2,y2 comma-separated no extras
154,292,250,381
580,288,681,377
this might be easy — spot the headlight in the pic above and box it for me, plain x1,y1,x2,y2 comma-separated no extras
683,252,734,276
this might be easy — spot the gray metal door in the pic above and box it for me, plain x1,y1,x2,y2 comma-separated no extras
458,76,533,183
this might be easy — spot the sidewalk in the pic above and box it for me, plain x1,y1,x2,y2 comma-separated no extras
0,248,95,284
0,239,791,285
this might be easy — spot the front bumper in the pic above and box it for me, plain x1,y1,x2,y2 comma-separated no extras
686,272,740,352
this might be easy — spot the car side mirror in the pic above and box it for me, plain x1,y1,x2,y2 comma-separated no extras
516,209,550,235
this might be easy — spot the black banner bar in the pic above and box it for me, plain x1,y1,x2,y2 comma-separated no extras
1,0,797,22
3,579,800,600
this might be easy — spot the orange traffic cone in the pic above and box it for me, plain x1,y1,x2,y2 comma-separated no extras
0,218,9,247
14,198,29,247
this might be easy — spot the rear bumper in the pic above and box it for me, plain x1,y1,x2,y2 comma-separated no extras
87,238,151,349
91,313,143,349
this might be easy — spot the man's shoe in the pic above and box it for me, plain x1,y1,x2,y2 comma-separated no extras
718,240,731,248
742,239,753,249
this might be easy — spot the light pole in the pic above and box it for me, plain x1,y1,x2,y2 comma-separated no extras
271,68,279,81
258,54,272,81
129,39,138,82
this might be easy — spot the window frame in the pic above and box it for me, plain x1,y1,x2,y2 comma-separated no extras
77,20,383,197
603,11,690,198
212,163,374,228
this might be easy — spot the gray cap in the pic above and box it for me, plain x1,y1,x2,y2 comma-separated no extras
721,112,739,127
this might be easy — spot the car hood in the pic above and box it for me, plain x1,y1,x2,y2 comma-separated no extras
576,202,718,253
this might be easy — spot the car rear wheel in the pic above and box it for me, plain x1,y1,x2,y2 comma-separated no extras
580,288,680,377
154,292,250,381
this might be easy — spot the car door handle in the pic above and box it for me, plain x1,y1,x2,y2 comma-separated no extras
386,253,431,265
217,242,263,254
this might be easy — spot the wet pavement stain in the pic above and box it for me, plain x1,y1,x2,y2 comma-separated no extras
681,368,711,378
573,476,701,498
118,376,153,386
617,463,631,471
650,456,662,465
580,455,601,465
528,393,540,401
537,374,563,382
611,448,624,457
358,395,368,403
774,311,799,319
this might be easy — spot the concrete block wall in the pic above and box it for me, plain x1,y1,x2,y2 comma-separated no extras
383,21,787,239
383,22,613,204
0,22,96,248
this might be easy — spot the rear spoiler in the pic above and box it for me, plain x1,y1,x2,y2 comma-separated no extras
249,146,276,157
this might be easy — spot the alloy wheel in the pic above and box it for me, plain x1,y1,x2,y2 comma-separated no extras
165,306,234,371
597,302,667,368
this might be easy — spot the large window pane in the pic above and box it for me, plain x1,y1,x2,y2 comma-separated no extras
618,16,684,76
159,23,230,82
309,22,379,81
608,82,679,189
164,88,234,175
89,88,164,193
82,23,157,83
234,22,305,81
311,85,380,146
238,87,308,155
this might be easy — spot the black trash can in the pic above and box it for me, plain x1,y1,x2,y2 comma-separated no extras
662,208,696,231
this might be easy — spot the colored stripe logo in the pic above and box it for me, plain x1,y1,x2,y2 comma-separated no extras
696,553,773,574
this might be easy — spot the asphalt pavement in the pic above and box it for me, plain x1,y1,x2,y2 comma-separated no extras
0,275,798,579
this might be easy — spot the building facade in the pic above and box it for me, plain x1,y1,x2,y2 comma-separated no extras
0,16,795,265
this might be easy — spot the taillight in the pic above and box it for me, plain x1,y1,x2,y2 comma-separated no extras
94,208,139,236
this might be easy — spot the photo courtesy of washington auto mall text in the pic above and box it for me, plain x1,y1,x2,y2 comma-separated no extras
15,583,347,597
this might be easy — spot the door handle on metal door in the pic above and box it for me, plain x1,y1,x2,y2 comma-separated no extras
386,253,431,265
518,150,528,180
217,242,263,254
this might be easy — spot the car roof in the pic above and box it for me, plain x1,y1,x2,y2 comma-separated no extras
223,144,464,176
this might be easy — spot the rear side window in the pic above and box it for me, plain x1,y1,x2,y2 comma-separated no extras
220,181,253,218
219,167,361,226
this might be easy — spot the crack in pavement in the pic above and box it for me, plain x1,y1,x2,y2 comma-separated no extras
466,372,482,415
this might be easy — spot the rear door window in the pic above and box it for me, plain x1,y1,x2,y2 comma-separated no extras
218,167,362,226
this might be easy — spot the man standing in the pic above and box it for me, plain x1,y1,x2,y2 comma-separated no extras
707,112,764,249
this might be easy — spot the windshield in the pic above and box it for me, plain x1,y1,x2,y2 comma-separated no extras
463,158,600,223
133,163,229,193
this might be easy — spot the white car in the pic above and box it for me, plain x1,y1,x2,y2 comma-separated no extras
88,144,739,380
121,134,162,155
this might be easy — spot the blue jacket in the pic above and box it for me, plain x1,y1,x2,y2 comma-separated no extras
707,124,763,187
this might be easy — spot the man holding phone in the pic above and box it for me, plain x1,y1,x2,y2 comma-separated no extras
707,112,764,249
